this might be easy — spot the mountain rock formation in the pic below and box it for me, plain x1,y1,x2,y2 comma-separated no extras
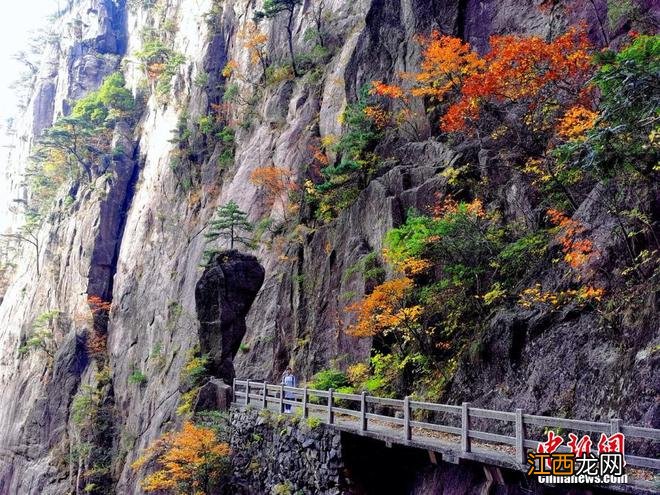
0,0,656,493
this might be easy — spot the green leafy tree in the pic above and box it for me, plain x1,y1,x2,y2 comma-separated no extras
34,115,100,182
27,72,135,217
559,35,659,177
205,200,254,251
32,72,134,185
18,309,61,359
254,0,303,76
1,208,43,275
308,369,349,390
72,72,135,126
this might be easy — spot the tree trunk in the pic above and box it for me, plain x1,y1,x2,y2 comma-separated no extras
35,240,40,276
75,458,82,495
287,8,298,77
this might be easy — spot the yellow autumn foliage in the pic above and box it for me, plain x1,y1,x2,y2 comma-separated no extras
132,421,230,494
556,105,598,141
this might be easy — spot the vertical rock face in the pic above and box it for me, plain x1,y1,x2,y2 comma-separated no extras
88,122,139,301
0,1,130,493
0,0,126,231
196,251,265,382
0,0,656,493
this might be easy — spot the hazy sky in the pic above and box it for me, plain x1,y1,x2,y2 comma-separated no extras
0,1,58,123
0,1,58,233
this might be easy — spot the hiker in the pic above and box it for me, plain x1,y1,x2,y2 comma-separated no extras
281,367,297,413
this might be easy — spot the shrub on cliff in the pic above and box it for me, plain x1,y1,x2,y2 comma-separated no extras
311,86,383,221
344,195,605,400
556,34,660,177
135,36,185,100
72,72,135,126
131,421,230,494
18,309,61,360
254,0,303,76
308,368,349,391
250,165,299,222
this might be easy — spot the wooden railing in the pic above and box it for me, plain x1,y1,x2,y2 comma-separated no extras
232,379,660,473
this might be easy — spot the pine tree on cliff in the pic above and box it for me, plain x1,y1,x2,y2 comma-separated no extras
204,200,254,254
254,0,303,77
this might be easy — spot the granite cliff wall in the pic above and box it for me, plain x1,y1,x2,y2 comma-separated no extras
0,0,656,493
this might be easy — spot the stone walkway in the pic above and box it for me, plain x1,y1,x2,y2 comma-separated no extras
234,401,658,494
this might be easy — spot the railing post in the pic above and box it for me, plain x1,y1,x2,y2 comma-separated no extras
302,387,308,418
461,402,471,453
279,384,284,413
232,378,236,403
328,388,334,424
262,382,267,409
246,379,250,406
610,418,622,434
403,396,411,442
515,408,525,464
360,391,367,432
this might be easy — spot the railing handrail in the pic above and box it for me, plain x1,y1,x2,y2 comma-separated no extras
231,378,660,472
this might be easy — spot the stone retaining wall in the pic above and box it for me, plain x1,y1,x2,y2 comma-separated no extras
229,407,346,495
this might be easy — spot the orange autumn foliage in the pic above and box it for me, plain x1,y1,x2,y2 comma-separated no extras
310,145,329,166
88,295,112,314
86,330,107,359
238,22,269,75
250,166,296,201
547,209,596,269
372,26,595,140
369,33,482,139
363,105,390,129
441,25,594,133
369,82,425,139
210,102,232,126
221,59,239,78
250,166,298,219
381,247,432,276
396,257,432,276
408,32,484,102
88,295,112,333
132,421,230,494
371,33,482,105
346,277,422,338
431,194,485,220
371,81,406,100
147,63,166,80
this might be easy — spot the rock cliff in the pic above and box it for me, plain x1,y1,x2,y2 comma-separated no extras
0,0,656,494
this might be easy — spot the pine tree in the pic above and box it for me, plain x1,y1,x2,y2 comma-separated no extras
204,200,254,253
254,0,303,76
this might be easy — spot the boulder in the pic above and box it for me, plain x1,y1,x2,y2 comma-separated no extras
193,378,233,412
195,250,265,383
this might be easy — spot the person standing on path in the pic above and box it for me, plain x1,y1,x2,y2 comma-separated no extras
281,367,297,413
